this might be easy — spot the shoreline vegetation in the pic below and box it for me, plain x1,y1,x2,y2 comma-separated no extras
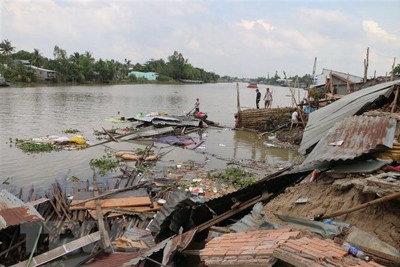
0,39,220,85
0,39,316,87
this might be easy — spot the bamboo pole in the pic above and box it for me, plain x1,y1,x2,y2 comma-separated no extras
391,86,400,113
87,130,141,148
364,47,369,83
26,225,43,267
284,71,306,128
321,191,400,219
236,82,241,113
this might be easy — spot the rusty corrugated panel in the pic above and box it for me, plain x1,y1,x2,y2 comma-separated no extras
0,190,44,230
301,116,396,167
299,80,400,154
162,228,197,265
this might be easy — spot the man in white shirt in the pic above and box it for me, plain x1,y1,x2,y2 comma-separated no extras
291,110,299,130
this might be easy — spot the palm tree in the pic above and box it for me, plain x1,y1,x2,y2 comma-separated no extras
0,39,15,65
31,48,43,67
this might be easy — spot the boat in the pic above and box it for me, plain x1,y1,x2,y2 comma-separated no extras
178,79,204,84
247,82,257,89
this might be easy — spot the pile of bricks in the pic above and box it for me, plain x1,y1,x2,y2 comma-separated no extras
199,228,300,267
273,237,385,267
200,229,385,267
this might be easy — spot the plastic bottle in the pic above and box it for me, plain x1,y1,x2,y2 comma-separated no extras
341,242,370,261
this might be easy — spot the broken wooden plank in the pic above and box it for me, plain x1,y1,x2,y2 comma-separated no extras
29,198,49,206
69,182,149,207
88,203,162,219
69,196,153,210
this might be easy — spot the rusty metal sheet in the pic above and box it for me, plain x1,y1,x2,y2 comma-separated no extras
162,228,197,265
301,116,396,168
0,190,44,230
299,80,400,154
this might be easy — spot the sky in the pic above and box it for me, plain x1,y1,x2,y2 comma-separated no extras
1,0,399,78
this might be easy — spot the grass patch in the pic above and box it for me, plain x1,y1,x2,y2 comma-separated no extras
212,167,257,189
90,155,120,176
64,128,80,134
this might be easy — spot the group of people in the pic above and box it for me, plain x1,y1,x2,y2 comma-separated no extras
194,89,311,131
291,98,312,130
256,87,273,109
255,87,313,130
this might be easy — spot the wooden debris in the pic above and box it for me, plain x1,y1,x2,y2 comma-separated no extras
69,196,152,210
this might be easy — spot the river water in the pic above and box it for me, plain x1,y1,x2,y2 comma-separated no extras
0,83,305,193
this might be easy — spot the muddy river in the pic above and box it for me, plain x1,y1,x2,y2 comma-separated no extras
0,82,305,193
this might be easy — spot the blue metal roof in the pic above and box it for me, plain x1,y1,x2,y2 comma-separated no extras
299,80,400,154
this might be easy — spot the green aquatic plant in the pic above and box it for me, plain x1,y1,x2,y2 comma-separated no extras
16,140,59,153
89,155,119,176
64,128,80,134
213,167,257,189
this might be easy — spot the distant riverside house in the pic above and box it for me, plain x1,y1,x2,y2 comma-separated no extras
13,60,56,81
312,68,364,95
30,66,56,81
128,71,158,81
276,78,292,87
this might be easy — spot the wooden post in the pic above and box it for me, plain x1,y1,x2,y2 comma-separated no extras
236,82,242,128
391,86,400,113
391,57,396,81
284,71,306,128
363,47,369,83
236,82,241,113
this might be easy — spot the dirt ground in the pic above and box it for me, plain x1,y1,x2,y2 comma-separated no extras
263,176,400,250
275,127,304,147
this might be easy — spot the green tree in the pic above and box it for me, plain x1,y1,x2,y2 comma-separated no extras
393,64,400,76
53,45,68,82
0,39,15,65
167,51,187,79
31,49,43,67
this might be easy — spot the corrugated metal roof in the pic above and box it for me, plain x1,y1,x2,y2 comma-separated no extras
147,191,193,238
229,202,278,233
301,116,396,167
299,80,400,154
133,116,181,123
0,190,44,230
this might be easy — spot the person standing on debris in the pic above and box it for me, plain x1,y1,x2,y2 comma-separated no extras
303,103,311,120
194,98,200,114
263,88,273,108
256,89,261,109
291,110,300,130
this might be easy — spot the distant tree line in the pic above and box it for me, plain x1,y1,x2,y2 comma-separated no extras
0,39,219,84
